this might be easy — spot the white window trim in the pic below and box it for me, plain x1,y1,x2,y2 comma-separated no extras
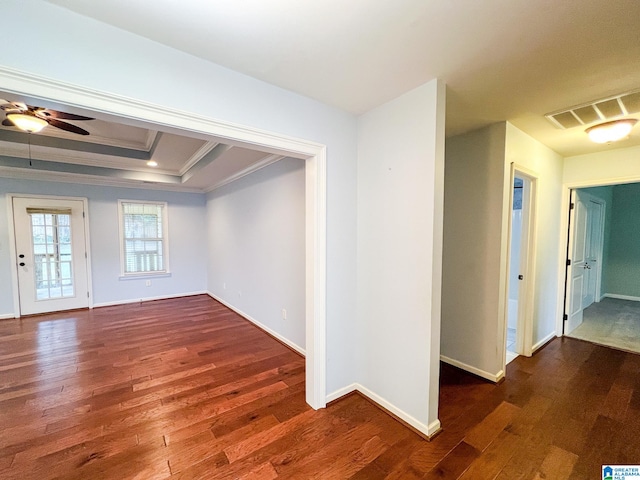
117,199,170,278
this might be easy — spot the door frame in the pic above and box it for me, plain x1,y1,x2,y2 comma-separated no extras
0,66,327,410
555,177,640,336
503,163,538,367
8,194,94,317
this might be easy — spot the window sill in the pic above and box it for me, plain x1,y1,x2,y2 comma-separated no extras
119,272,172,281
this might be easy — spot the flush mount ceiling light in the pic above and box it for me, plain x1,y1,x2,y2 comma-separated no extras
146,160,158,167
6,112,48,133
585,118,637,143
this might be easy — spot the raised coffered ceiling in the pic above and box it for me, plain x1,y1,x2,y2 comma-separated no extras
0,92,284,192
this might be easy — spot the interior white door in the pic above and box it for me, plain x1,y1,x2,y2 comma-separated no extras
13,197,89,315
584,199,604,306
566,192,588,333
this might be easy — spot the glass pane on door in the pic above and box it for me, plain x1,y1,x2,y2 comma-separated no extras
30,213,75,300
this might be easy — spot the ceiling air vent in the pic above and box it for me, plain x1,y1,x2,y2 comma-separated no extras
546,90,640,129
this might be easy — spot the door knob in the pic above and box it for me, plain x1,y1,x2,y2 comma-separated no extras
19,262,25,267
18,254,24,258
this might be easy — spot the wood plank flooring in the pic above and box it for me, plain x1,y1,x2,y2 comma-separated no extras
0,294,638,479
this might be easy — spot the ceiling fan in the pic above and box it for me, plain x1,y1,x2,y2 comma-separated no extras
0,100,94,135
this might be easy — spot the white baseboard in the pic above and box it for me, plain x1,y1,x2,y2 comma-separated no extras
207,292,305,356
92,291,207,308
356,383,441,437
532,332,556,352
326,383,358,403
326,381,442,438
603,293,640,302
440,355,504,383
0,313,16,320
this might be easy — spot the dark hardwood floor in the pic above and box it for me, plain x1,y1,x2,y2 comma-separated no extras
0,295,637,479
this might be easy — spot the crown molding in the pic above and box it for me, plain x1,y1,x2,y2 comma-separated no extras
0,140,176,175
0,165,204,193
31,125,159,151
205,153,285,193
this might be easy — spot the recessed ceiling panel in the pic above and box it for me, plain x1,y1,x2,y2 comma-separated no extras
183,146,278,190
151,133,210,174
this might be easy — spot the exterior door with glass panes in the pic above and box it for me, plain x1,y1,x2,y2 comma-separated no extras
12,197,89,315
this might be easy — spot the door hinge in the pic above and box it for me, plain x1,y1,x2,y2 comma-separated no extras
570,202,575,210
87,292,90,298
85,252,87,259
563,314,568,321
566,259,571,266
82,211,85,218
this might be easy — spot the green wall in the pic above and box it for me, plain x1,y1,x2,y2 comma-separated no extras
604,182,640,298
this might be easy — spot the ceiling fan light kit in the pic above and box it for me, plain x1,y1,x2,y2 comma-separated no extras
6,113,48,133
1,100,94,135
585,118,637,143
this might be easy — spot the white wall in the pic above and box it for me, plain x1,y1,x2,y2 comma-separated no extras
356,79,445,436
206,158,306,352
442,123,563,379
0,178,207,316
564,145,640,186
0,0,358,397
504,123,563,348
441,123,507,380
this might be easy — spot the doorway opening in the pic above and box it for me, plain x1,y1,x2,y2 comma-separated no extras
563,189,605,336
505,165,537,366
506,176,524,363
0,68,327,409
561,185,640,355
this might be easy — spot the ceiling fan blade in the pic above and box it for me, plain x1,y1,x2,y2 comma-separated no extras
2,118,15,126
0,102,22,112
47,118,90,135
36,109,94,121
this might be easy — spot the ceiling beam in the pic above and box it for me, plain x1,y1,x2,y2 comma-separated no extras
0,155,181,183
0,129,151,160
148,131,163,158
181,143,232,183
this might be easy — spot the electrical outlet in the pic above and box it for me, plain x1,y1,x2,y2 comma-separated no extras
223,282,226,290
282,308,287,320
145,280,151,287
237,291,242,297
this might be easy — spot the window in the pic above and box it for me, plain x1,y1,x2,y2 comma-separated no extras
118,200,169,276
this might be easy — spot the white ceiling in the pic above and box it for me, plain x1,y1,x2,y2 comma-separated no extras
2,0,640,190
43,0,640,157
